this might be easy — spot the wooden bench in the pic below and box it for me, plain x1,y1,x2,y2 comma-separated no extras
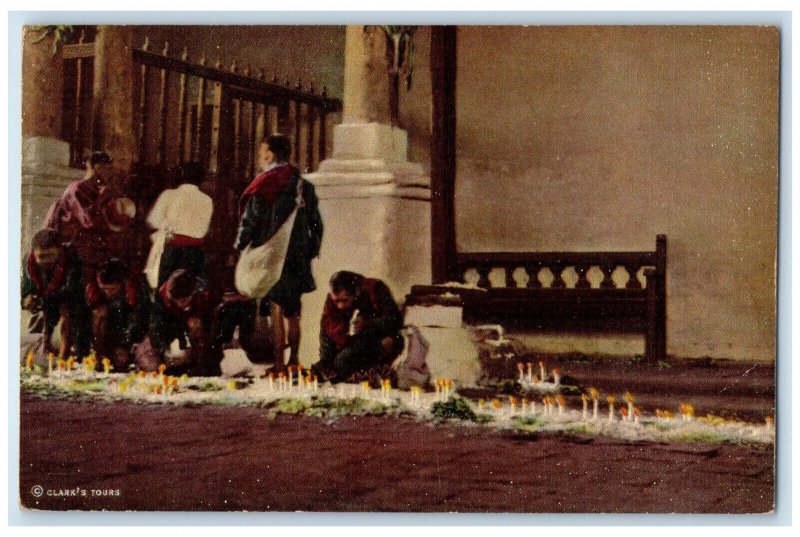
407,235,667,363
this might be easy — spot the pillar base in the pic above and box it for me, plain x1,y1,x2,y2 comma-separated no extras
21,136,79,254
299,122,432,366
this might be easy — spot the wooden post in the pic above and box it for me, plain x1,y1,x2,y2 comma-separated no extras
191,54,207,162
306,105,316,171
156,42,170,166
177,47,189,163
430,26,458,284
137,37,150,163
70,30,87,166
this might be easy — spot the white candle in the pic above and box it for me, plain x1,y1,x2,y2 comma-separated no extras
268,374,274,392
530,400,536,414
539,361,546,383
517,363,525,383
607,397,616,422
553,368,561,387
526,362,533,383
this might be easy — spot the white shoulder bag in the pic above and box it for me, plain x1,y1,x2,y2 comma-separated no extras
234,178,305,299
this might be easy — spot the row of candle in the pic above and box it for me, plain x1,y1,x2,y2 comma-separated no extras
516,361,561,386
263,367,319,394
434,378,454,401
25,351,114,376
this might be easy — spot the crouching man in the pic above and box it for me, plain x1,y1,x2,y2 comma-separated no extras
21,229,87,359
86,258,149,371
136,269,213,374
312,271,404,384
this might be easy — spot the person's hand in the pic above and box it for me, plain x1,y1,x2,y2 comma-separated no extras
350,314,366,336
23,294,42,312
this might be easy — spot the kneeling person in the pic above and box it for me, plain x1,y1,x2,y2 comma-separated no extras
143,269,212,374
21,229,86,359
314,271,404,383
86,259,149,371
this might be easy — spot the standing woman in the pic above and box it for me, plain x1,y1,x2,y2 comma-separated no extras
234,134,323,373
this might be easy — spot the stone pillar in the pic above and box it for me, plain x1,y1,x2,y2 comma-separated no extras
92,26,137,171
342,26,391,124
21,27,64,138
299,26,431,366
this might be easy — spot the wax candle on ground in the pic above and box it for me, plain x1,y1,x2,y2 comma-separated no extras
102,357,111,375
552,368,561,386
624,391,634,421
509,396,517,414
516,362,525,382
526,362,533,383
521,397,529,414
619,406,629,421
556,394,566,415
478,398,485,411
581,393,589,421
607,395,616,422
539,361,546,383
25,350,34,372
47,353,55,375
633,407,641,424
765,416,775,429
589,387,600,420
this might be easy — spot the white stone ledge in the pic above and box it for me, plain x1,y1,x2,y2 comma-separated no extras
313,182,431,201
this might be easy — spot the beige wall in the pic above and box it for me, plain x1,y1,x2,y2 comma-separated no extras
401,26,779,361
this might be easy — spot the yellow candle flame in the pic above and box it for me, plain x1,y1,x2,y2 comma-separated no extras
589,387,600,400
624,391,634,403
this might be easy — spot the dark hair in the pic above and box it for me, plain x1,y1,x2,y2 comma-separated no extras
98,258,128,285
179,161,205,186
329,271,363,296
264,134,291,163
167,269,198,299
31,228,62,250
86,151,112,167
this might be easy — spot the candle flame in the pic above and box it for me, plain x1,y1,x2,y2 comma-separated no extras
624,391,634,403
516,362,524,371
556,394,566,407
607,395,616,404
158,364,167,373
581,393,589,402
619,406,628,417
491,399,501,409
589,387,600,400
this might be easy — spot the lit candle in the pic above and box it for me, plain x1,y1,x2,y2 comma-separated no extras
581,393,589,420
607,395,616,422
434,378,442,401
655,408,663,421
478,398,485,411
278,372,286,391
47,353,55,375
624,391,634,422
633,407,641,424
312,375,318,393
102,357,111,375
765,416,774,429
66,356,76,373
542,396,550,417
25,350,34,372
509,396,517,415
619,406,628,422
56,358,66,375
589,387,600,420
552,368,561,387
268,372,274,392
530,399,536,414
533,374,541,385
227,380,237,391
556,394,565,415
679,404,694,422
151,371,158,380
517,362,525,383
118,382,128,393
491,398,501,413
287,366,295,392
361,381,371,399
445,379,453,400
180,373,189,383
539,361,546,383
158,363,167,380
526,362,533,383
521,397,529,414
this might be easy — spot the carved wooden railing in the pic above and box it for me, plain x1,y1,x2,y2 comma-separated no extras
409,235,668,363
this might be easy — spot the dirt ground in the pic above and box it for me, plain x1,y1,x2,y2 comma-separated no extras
19,355,776,514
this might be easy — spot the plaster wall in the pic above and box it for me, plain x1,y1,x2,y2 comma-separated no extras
400,26,779,361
